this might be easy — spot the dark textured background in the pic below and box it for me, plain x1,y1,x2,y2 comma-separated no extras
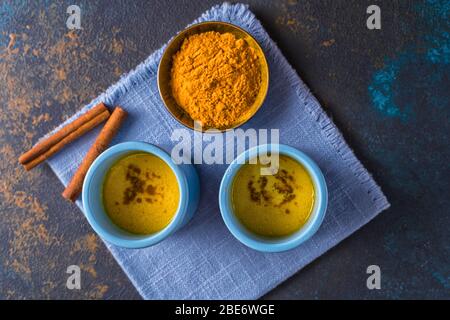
0,0,448,299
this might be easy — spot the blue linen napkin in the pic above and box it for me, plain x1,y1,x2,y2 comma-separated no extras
46,3,390,299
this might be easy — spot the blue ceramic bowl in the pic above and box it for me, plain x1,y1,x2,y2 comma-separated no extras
219,144,327,252
82,141,200,249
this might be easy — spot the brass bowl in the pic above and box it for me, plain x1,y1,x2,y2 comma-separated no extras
157,21,269,132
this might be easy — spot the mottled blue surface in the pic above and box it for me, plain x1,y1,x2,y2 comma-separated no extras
369,0,449,120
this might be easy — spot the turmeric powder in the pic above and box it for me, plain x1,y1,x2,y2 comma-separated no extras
170,31,262,129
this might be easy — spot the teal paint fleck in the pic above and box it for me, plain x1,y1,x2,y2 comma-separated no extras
368,54,413,121
0,2,16,47
432,271,450,289
425,31,450,65
368,0,450,120
0,2,14,29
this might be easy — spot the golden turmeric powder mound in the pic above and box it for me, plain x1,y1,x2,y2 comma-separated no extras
170,31,262,128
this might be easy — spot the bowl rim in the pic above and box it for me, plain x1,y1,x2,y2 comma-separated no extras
219,144,328,252
157,20,270,133
82,141,189,248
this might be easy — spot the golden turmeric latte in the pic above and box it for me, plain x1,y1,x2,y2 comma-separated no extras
170,31,262,128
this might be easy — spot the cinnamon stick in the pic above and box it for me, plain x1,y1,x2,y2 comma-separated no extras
19,103,108,165
62,107,127,202
23,110,110,171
